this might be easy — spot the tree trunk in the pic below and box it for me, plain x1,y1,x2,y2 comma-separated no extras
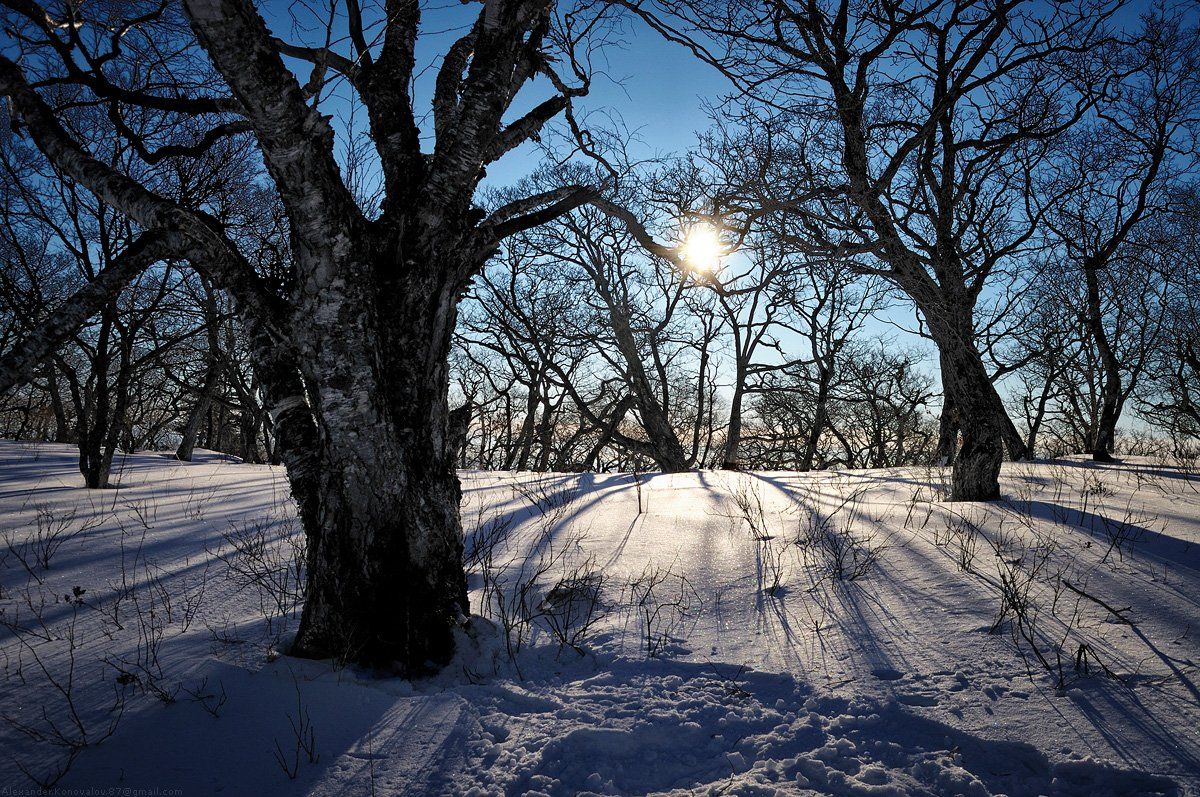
180,278,223,462
921,300,1005,501
721,367,746,470
582,396,634,471
534,394,556,471
800,365,833,472
1023,368,1058,457
938,346,1004,500
511,377,540,470
177,363,218,461
287,248,469,672
448,401,474,467
592,274,689,472
46,362,73,443
1084,263,1121,462
999,408,1030,462
96,342,132,489
79,313,114,489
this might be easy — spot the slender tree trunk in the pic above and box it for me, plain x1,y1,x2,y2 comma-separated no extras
1024,367,1058,457
534,394,555,471
938,345,1003,500
179,278,222,461
448,401,474,467
1084,263,1121,462
721,364,746,470
239,397,263,463
96,343,132,489
593,277,689,472
177,364,218,461
800,365,833,472
79,313,114,488
582,396,633,471
512,378,540,470
45,362,73,443
999,408,1030,462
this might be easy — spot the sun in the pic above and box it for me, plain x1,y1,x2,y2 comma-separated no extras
681,223,723,273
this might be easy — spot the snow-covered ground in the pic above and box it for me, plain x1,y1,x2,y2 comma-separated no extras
0,440,1197,796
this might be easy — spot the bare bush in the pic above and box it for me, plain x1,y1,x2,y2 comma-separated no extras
104,570,181,705
935,511,981,573
759,537,789,596
183,676,229,719
922,465,953,501
488,525,587,671
626,563,701,657
512,475,580,524
730,478,772,541
1097,499,1150,564
212,514,306,639
0,596,128,790
464,510,517,614
4,504,105,579
795,488,883,582
273,676,319,780
1081,472,1114,498
982,531,1117,688
539,558,609,655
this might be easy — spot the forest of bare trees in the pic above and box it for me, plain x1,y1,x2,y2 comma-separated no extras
1,0,1199,670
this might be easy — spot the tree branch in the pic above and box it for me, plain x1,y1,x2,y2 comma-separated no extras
0,229,184,395
182,0,359,239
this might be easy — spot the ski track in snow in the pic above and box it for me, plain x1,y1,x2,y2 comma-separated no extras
0,441,1197,795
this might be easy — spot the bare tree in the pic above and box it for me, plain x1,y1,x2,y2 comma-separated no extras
0,0,613,670
1040,12,1200,460
523,185,719,472
618,0,1121,499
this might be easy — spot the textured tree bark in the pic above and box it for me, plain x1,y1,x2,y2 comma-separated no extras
0,0,594,673
286,245,469,669
937,345,1003,500
918,296,1005,501
935,391,959,465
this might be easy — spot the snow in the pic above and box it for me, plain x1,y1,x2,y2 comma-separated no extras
1,440,1198,795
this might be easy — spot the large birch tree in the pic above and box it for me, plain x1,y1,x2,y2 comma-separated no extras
0,0,606,671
